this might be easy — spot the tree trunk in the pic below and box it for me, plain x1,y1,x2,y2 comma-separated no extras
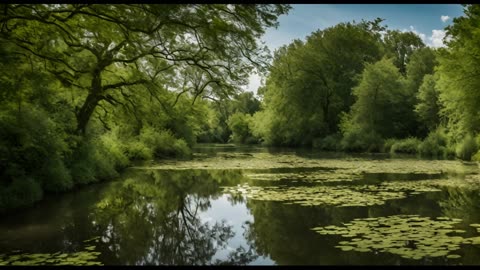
76,92,102,135
323,92,331,133
76,69,103,135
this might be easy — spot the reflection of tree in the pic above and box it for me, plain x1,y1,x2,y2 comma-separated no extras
367,190,443,219
0,184,105,254
92,169,256,265
437,185,480,265
242,198,439,265
241,200,342,265
215,245,258,265
439,186,480,225
226,191,246,206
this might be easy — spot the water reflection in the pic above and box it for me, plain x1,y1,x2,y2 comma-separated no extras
1,148,480,265
439,186,480,225
91,169,260,265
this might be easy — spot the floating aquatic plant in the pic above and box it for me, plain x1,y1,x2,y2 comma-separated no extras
223,183,406,207
222,178,451,208
135,152,479,177
245,170,362,183
0,239,103,266
312,215,480,260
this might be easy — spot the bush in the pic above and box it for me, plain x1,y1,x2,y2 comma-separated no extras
173,139,192,158
382,138,397,153
139,126,192,159
68,132,132,184
68,140,98,185
473,151,480,162
0,103,194,212
94,131,129,179
341,129,384,152
390,137,421,154
455,134,478,161
99,130,129,168
473,134,480,161
125,141,153,160
40,158,73,192
227,112,254,144
313,134,342,151
418,128,451,158
0,108,64,173
0,107,74,192
244,136,259,145
93,143,121,180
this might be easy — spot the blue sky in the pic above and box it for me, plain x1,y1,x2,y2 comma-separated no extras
245,4,465,93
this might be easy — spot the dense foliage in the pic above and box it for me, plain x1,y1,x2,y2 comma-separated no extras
2,4,480,214
0,4,289,212
251,5,480,161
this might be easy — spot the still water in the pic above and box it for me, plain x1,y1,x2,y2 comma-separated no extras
1,144,480,265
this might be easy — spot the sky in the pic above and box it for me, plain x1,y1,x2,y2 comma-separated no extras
244,4,465,94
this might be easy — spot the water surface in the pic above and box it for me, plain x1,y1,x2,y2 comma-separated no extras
1,144,480,265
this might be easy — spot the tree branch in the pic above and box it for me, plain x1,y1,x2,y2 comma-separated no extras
103,79,149,91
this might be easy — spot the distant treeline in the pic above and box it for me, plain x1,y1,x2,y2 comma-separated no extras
219,5,480,163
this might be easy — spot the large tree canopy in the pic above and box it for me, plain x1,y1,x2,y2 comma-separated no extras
0,4,290,134
341,57,408,143
254,20,384,146
0,4,290,213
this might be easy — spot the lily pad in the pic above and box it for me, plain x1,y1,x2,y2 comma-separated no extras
312,215,480,260
0,245,103,266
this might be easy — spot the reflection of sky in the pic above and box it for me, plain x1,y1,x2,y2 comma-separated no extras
198,194,275,265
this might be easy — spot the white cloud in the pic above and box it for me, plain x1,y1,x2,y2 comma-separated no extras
441,15,450,23
403,26,448,48
406,25,427,43
402,25,427,43
429,29,447,48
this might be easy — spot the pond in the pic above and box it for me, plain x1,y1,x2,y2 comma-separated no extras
1,144,480,265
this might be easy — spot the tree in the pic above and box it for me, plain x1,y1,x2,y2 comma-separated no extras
301,20,384,133
399,47,438,137
436,4,480,142
254,20,384,146
231,92,261,115
226,112,256,144
1,4,290,134
415,74,442,132
0,4,290,212
405,47,438,94
383,30,425,74
341,57,408,151
257,40,313,145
